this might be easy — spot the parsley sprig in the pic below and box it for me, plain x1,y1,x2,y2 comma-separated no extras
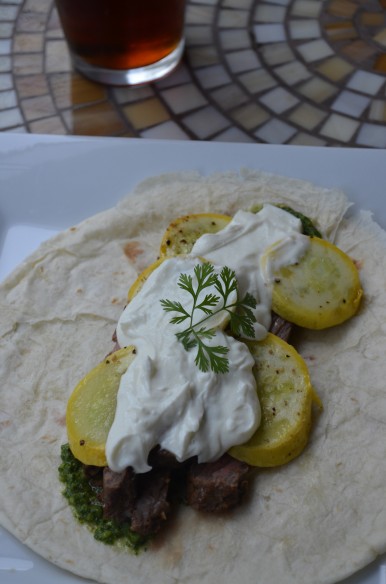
160,263,257,374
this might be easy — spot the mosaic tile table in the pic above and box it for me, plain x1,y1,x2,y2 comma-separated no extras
1,0,386,146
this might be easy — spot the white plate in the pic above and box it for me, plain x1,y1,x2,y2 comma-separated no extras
1,133,386,584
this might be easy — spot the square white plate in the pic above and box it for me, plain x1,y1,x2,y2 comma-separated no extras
1,133,386,584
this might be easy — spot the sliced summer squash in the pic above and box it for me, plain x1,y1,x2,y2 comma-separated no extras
66,346,136,467
263,236,363,329
229,333,320,467
159,213,231,257
127,258,165,301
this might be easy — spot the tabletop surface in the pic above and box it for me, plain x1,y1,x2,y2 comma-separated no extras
1,0,386,147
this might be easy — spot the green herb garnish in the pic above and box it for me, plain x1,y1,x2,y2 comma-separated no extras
160,263,257,374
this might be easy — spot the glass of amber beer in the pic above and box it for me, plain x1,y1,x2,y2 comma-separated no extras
55,0,186,85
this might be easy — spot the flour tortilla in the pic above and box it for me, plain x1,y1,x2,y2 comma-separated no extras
0,169,385,584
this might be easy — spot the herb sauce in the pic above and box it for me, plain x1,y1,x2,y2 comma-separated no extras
58,444,147,552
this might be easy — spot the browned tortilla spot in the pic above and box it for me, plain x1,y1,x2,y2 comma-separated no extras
123,241,144,261
353,258,364,270
55,414,66,427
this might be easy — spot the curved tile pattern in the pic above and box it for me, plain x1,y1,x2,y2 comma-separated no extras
0,0,385,145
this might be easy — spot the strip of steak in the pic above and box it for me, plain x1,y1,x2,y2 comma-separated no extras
269,311,293,342
102,467,136,522
130,468,171,536
148,445,191,469
185,453,250,513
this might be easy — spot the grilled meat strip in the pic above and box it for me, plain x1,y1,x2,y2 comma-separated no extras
103,466,136,522
101,465,171,537
269,311,293,342
185,453,250,513
130,468,171,536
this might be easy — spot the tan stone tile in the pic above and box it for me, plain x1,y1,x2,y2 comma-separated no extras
289,132,326,146
239,69,276,93
46,40,71,72
70,74,106,104
13,53,43,74
297,39,334,62
182,105,229,139
29,115,67,134
112,85,154,105
291,0,322,18
50,72,106,109
123,98,170,130
161,83,207,114
360,12,385,27
21,94,56,121
231,102,269,130
23,0,52,13
321,113,359,142
13,33,44,53
185,26,212,46
46,7,64,38
15,74,49,98
298,77,337,103
316,56,353,81
16,11,46,32
374,28,386,48
289,102,326,130
326,0,357,18
185,4,216,25
324,21,357,41
341,40,377,63
141,120,190,140
63,102,127,136
369,100,386,122
211,84,248,110
187,46,219,67
218,8,249,28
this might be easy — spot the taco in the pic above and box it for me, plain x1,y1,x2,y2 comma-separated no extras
0,169,385,584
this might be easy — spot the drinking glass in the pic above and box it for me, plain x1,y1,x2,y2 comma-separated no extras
55,0,186,85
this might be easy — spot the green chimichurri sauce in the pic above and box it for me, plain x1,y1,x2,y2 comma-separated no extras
58,444,147,553
250,204,322,238
276,205,322,238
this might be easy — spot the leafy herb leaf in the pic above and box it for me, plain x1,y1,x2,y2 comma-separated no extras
160,263,257,374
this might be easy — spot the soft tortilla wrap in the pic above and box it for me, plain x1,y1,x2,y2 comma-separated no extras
0,169,385,584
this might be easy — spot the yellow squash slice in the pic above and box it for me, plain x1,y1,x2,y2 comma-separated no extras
159,213,231,257
66,346,136,467
127,258,165,301
229,333,320,467
264,236,363,329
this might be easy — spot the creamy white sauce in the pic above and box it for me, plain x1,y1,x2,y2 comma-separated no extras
106,256,259,473
191,205,309,339
106,205,309,474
